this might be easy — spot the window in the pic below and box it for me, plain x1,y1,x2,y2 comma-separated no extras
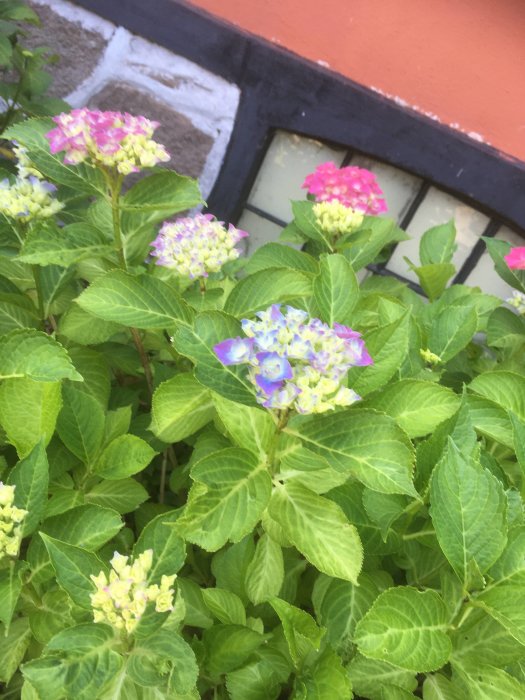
236,130,524,299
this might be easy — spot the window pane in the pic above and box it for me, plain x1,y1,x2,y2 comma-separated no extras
465,226,525,298
350,155,422,224
248,131,346,223
237,209,283,253
386,187,489,283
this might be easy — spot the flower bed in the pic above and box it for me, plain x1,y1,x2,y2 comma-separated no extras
0,102,524,700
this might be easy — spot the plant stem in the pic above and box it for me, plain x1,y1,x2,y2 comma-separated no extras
159,449,168,504
108,172,127,270
106,169,154,398
31,264,44,322
130,327,154,396
267,409,290,476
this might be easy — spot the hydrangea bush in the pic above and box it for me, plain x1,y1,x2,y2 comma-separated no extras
0,104,523,700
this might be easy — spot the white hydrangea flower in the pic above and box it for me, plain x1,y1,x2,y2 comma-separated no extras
90,549,176,635
0,482,27,560
0,175,63,222
313,200,364,236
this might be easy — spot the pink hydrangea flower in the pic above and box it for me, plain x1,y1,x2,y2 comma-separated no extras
302,161,387,215
504,247,525,270
46,108,170,175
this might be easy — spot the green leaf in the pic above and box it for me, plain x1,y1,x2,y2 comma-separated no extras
412,262,456,300
121,170,202,216
452,660,525,700
59,305,123,346
343,216,407,271
224,268,312,318
354,586,451,672
467,394,514,448
84,478,148,513
0,377,61,456
422,673,463,700
268,481,363,583
56,384,105,465
469,371,525,421
483,236,525,294
4,118,106,195
245,533,284,605
0,292,39,334
316,572,387,652
0,329,82,381
0,561,28,629
0,618,32,684
175,448,271,551
346,312,410,396
203,624,264,679
18,222,114,267
366,380,460,438
41,534,107,609
429,440,507,588
150,373,215,443
419,221,456,265
8,440,48,535
245,242,318,275
41,504,123,551
128,629,198,693
211,536,255,604
226,658,282,700
76,270,193,329
173,311,257,406
296,647,352,700
202,588,246,625
269,598,324,667
94,433,156,479
451,608,524,667
68,345,111,409
213,392,274,459
347,654,417,700
134,510,186,581
0,34,13,66
286,409,417,496
33,623,122,700
486,306,525,348
428,305,478,362
311,253,359,325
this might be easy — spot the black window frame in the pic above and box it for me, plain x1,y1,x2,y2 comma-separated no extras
73,0,525,246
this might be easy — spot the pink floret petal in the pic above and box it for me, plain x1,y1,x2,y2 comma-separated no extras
504,246,525,270
302,161,387,215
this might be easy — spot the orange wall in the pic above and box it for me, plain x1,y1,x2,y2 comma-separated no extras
188,0,525,162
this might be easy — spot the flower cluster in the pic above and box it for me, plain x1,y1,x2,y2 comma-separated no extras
313,200,364,236
214,304,372,414
0,176,63,222
46,109,170,176
505,247,525,270
507,290,525,315
150,214,248,279
90,550,176,635
302,161,387,215
0,482,27,560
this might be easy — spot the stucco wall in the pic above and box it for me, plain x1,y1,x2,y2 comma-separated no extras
187,0,525,163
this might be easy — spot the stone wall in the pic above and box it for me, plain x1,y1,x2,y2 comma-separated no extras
25,0,240,199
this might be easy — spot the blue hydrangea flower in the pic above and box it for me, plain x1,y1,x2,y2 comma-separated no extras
213,304,372,414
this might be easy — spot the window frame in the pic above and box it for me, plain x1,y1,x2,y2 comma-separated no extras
74,0,525,238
